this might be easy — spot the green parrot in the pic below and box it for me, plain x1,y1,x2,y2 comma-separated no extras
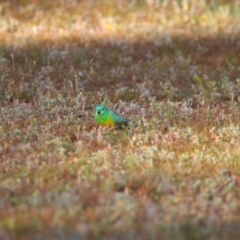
94,105,130,127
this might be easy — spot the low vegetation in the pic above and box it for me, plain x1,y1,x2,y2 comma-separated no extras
0,0,240,239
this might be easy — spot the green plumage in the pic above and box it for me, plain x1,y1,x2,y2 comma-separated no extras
94,105,130,127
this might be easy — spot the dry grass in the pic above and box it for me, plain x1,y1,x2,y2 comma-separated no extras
1,0,240,239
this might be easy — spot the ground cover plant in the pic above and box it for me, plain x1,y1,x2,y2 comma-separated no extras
0,0,240,239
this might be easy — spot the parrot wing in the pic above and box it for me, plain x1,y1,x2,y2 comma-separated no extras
109,110,130,126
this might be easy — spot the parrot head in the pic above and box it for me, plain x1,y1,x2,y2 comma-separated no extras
95,105,108,117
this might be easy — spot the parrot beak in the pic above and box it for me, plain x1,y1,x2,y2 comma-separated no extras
97,110,101,115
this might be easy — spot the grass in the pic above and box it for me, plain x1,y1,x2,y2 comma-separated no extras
1,0,240,239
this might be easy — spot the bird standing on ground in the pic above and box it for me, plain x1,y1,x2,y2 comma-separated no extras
94,105,130,128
